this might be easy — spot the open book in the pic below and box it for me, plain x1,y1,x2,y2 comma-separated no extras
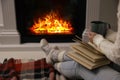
67,37,111,70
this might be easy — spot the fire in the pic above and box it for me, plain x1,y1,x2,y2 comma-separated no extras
29,11,74,35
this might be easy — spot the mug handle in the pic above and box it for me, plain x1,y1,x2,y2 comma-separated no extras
107,23,111,29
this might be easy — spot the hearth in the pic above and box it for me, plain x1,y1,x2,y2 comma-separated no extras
15,0,86,43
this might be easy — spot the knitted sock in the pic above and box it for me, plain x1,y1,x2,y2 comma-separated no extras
46,48,66,64
54,63,61,73
46,48,57,64
51,50,66,62
40,39,66,64
40,38,51,55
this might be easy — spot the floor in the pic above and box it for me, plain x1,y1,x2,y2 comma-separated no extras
0,42,76,62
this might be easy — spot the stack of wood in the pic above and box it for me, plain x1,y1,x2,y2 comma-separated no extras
67,35,111,70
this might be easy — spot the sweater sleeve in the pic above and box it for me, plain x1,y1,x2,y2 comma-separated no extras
93,33,120,65
92,0,120,65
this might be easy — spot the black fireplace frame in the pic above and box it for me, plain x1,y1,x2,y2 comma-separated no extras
15,0,87,43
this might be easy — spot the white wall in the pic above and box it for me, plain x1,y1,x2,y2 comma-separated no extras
85,0,100,27
0,0,3,27
99,0,118,31
86,0,118,31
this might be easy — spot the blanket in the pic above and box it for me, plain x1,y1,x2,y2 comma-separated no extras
0,58,55,80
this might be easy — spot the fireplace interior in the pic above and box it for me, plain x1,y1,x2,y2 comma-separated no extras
15,0,86,43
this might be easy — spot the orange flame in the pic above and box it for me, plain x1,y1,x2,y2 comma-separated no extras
29,11,74,35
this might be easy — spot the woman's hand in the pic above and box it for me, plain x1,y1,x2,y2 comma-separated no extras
88,32,97,43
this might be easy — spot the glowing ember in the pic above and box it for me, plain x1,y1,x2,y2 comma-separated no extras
29,11,74,35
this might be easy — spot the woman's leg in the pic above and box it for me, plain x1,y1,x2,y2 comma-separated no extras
54,61,94,80
93,66,120,80
40,39,120,80
54,61,120,80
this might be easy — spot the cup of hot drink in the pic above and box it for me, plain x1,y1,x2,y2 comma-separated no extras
91,21,110,37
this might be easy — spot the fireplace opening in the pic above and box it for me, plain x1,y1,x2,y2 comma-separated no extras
15,0,86,43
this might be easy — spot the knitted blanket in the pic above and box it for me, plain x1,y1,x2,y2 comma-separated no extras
0,58,55,80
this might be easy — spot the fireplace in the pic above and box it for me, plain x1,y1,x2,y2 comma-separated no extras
0,0,107,45
15,0,86,43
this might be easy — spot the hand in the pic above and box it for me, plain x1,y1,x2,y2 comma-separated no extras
88,32,97,43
